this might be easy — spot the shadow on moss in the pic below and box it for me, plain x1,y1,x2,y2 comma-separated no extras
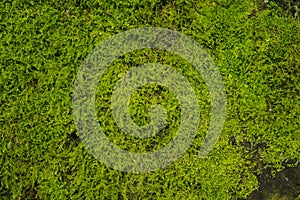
246,163,300,200
257,0,299,17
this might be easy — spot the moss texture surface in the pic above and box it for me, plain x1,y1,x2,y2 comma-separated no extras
1,0,299,199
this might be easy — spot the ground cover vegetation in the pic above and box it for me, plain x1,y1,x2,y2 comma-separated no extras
0,0,299,199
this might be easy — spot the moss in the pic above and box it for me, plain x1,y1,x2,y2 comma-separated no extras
0,0,299,199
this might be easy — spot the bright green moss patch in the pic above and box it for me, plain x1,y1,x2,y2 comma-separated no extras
0,0,299,199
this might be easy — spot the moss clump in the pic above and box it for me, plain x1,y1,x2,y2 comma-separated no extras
0,0,299,199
